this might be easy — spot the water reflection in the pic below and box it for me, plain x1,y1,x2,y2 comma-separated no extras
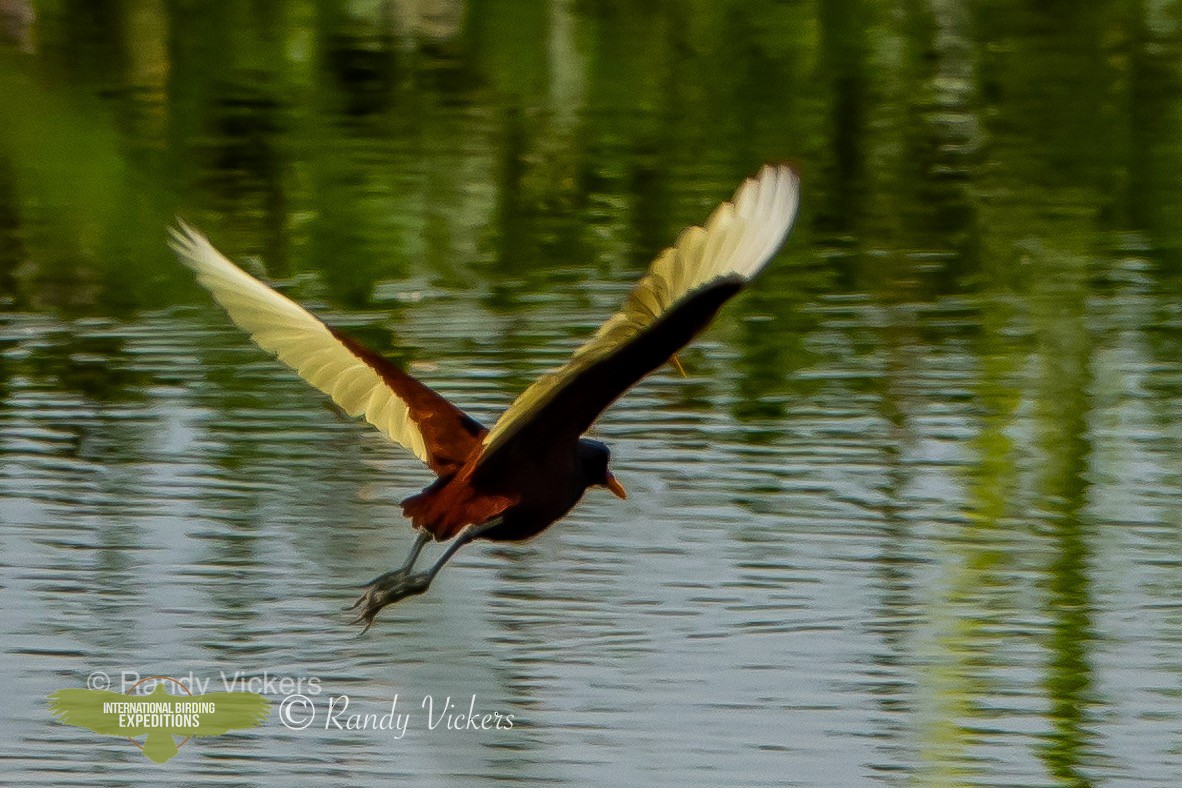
2,1,1182,785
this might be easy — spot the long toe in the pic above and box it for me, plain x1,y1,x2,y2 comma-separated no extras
347,568,409,611
349,571,432,631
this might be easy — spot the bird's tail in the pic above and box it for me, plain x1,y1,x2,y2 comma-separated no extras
401,483,513,542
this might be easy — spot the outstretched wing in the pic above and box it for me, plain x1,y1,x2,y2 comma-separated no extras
475,164,799,470
170,222,485,476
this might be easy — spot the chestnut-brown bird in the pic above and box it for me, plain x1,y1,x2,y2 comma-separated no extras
170,164,800,631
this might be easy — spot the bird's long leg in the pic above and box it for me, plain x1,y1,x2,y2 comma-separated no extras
389,530,431,576
400,529,431,572
350,517,503,633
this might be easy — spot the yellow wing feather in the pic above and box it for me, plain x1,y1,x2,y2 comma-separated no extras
169,222,431,463
478,164,800,461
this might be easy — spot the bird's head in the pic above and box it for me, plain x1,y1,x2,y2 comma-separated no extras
577,439,627,499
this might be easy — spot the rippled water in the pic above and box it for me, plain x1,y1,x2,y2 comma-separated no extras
3,1,1182,785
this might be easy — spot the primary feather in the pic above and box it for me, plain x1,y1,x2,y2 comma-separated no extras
169,222,436,464
477,164,800,463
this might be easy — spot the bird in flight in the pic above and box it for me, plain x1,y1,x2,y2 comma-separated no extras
170,164,800,632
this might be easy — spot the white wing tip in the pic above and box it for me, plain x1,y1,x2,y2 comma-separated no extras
746,162,800,212
755,162,800,186
725,163,801,281
168,218,213,269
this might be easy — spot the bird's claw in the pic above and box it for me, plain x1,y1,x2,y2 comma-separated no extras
348,570,432,633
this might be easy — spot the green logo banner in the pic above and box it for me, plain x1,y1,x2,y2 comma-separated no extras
49,680,270,763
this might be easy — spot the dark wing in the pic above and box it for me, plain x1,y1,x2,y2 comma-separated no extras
474,164,800,470
169,222,485,476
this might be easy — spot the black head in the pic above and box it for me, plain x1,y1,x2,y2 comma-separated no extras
576,439,627,499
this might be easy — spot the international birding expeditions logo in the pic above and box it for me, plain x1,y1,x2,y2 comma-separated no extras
48,675,270,763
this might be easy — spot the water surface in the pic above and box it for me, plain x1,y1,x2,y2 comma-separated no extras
2,1,1182,785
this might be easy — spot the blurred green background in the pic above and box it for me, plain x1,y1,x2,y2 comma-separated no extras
6,0,1179,319
2,1,1182,786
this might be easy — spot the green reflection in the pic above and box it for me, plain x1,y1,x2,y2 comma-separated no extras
3,1,1182,783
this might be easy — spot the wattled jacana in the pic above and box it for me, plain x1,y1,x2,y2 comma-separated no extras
170,164,800,631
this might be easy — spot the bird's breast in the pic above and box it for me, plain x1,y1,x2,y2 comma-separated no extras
476,467,591,542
